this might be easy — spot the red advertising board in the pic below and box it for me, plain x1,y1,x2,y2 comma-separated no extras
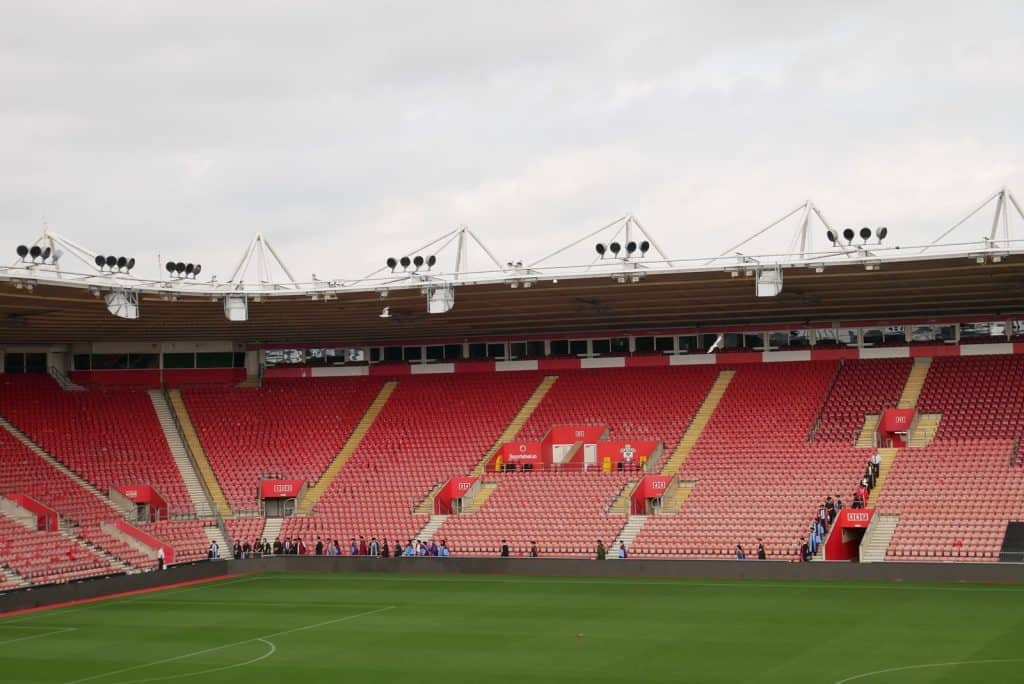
490,441,544,471
547,426,606,444
596,440,660,467
259,479,305,499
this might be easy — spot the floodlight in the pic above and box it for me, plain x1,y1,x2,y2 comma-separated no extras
427,255,437,268
116,256,128,270
639,240,650,255
876,227,888,241
842,228,855,244
16,245,28,258
105,255,117,268
609,242,621,255
95,255,105,268
413,256,424,269
42,247,51,260
400,256,411,269
224,294,248,322
185,263,194,275
595,243,606,257
193,264,202,276
29,246,41,260
127,258,135,271
859,227,872,241
386,257,397,271
166,261,175,274
826,229,838,245
626,241,637,255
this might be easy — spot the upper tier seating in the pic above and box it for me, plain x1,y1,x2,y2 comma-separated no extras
0,375,192,515
437,471,631,557
813,359,911,443
281,374,539,545
182,378,384,511
916,356,1024,440
516,366,720,455
632,362,868,559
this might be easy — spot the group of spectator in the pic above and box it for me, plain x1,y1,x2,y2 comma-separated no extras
734,539,768,560
799,452,883,561
219,535,453,559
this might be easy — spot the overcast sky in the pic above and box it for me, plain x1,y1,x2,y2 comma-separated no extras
3,1,1023,283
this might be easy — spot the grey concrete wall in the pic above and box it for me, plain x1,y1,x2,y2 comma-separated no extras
0,561,230,615
226,555,1024,583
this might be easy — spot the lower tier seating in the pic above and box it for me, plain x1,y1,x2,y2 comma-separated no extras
0,517,114,584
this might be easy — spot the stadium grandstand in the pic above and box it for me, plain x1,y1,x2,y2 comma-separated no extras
2,190,1024,589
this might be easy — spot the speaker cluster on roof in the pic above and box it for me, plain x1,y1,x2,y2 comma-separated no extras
827,227,888,246
15,245,62,265
595,240,650,258
165,261,203,279
94,254,135,273
386,255,437,272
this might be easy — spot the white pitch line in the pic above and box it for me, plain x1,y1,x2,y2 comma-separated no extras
834,657,1024,683
0,627,77,645
110,638,277,684
63,605,395,684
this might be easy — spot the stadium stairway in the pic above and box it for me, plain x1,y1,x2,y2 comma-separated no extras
608,480,638,515
462,483,497,514
859,513,900,563
204,524,230,556
856,415,881,448
261,517,284,544
148,390,214,518
0,563,29,589
659,480,694,515
471,375,558,477
609,515,646,558
166,390,233,519
867,447,898,507
413,483,446,515
908,414,942,448
58,528,132,575
0,414,133,520
898,357,931,409
415,514,449,543
660,370,735,474
297,380,399,515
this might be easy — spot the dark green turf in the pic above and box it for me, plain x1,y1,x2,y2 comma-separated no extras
1,573,1023,683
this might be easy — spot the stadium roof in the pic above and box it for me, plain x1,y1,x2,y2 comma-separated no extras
2,189,1023,345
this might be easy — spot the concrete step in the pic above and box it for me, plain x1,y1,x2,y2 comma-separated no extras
204,525,230,560
260,517,284,546
0,564,30,589
414,514,449,543
867,448,899,507
166,390,233,519
414,483,446,515
60,528,133,575
462,483,498,514
856,415,881,448
148,390,214,518
608,480,638,515
897,357,931,409
610,514,648,558
860,513,900,563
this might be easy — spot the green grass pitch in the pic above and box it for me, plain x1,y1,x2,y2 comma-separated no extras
2,572,1023,683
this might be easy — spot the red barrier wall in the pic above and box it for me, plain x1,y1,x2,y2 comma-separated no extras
629,475,674,514
824,509,874,561
435,477,478,514
7,493,59,530
113,519,175,564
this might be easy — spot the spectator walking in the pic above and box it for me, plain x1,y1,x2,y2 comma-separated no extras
735,544,745,560
157,546,165,570
596,540,607,560
500,539,510,557
619,542,629,559
756,539,767,560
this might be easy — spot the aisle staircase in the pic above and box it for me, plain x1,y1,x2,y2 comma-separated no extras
414,483,446,515
897,358,931,409
166,390,233,519
608,480,638,515
149,390,214,518
867,447,898,507
298,381,398,514
610,515,647,558
659,480,695,515
660,370,735,474
204,525,230,558
856,415,881,448
908,414,941,448
414,514,449,543
472,375,558,476
60,529,133,574
260,517,284,544
859,513,900,563
0,564,28,589
462,483,497,514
